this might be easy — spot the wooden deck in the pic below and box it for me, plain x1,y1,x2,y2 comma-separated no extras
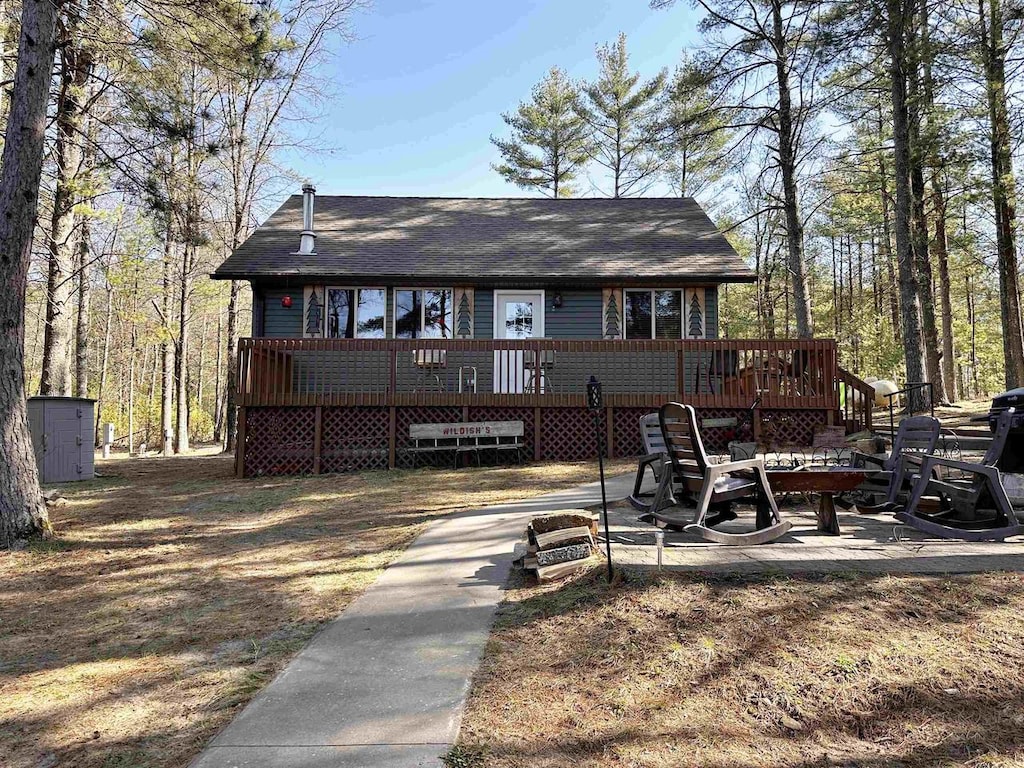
233,338,872,476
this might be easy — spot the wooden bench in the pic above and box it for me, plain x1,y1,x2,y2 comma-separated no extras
407,421,525,467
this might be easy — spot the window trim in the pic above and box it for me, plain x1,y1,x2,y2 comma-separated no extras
324,285,387,339
392,287,455,339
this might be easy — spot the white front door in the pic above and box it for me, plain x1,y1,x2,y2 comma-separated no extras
494,291,545,393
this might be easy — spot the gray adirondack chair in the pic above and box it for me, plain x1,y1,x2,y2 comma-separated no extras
854,415,941,511
640,402,791,545
627,413,667,512
895,408,1023,541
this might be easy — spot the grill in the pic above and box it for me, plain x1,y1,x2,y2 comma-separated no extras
985,387,1024,472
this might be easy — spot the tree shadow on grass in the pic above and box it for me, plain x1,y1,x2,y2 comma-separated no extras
2,454,616,768
462,568,1024,767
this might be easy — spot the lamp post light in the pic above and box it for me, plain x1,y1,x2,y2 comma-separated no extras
587,375,613,583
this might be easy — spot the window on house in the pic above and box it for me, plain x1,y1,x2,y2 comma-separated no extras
325,288,386,338
395,289,453,338
624,291,652,339
624,289,686,339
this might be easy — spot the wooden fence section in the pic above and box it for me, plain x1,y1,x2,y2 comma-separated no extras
237,338,840,410
233,338,872,477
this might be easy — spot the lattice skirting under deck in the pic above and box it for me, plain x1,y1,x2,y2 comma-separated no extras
321,407,390,473
239,405,837,476
244,407,317,476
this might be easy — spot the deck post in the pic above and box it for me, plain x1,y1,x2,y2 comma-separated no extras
606,406,615,458
313,406,322,474
234,407,247,478
388,406,397,469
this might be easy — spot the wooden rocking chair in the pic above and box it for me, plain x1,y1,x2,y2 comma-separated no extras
853,415,941,511
894,408,1024,541
627,413,668,512
639,402,792,545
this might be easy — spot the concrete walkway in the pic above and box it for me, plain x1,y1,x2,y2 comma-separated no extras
190,472,635,768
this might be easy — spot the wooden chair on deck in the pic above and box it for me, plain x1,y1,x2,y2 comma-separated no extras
894,408,1024,540
640,402,792,545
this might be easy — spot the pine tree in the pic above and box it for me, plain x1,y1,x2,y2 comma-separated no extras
576,33,667,198
662,58,732,203
491,67,590,197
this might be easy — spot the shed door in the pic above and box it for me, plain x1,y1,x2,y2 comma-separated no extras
44,403,85,482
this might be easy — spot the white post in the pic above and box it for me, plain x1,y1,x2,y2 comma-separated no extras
102,423,114,459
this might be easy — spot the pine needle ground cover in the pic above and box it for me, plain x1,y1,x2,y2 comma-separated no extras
0,452,631,768
457,569,1024,768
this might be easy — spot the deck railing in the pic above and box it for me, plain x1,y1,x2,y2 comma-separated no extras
237,338,841,411
836,366,875,434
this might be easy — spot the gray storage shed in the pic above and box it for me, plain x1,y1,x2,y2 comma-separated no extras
27,396,95,483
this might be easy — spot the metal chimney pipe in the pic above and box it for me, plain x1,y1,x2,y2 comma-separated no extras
298,183,316,254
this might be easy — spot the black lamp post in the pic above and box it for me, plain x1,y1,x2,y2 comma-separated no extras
587,375,613,583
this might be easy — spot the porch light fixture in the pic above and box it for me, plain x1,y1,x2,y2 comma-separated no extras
281,295,293,308
552,291,563,308
587,376,613,582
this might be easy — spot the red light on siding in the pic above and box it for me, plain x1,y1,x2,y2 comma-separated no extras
282,295,293,308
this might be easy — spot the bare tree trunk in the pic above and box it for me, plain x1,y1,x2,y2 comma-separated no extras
907,2,945,404
197,312,207,412
94,279,113,446
225,279,240,452
39,5,91,396
771,0,812,338
213,310,224,444
128,326,137,456
161,233,174,456
981,0,1024,388
967,272,979,397
887,0,928,410
75,216,90,398
40,126,82,396
877,111,903,346
175,240,192,453
931,176,956,400
0,0,59,547
147,343,158,446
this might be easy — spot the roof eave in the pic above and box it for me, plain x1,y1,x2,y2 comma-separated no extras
211,270,757,286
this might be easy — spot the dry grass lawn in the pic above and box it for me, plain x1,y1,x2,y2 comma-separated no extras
0,451,631,768
457,568,1024,768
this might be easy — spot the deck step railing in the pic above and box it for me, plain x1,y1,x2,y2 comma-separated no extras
835,367,875,434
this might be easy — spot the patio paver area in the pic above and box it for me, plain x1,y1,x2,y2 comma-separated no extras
606,497,1024,574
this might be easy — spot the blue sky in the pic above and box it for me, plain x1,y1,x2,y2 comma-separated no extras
284,0,702,200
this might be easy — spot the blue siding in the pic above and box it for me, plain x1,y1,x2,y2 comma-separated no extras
256,283,721,340
474,290,493,339
263,287,303,337
546,290,603,339
706,286,719,339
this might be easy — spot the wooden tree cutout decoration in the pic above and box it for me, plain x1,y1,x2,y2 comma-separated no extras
305,287,323,337
688,290,704,338
604,290,621,339
457,291,472,337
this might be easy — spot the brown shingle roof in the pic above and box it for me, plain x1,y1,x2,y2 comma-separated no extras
212,196,755,285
